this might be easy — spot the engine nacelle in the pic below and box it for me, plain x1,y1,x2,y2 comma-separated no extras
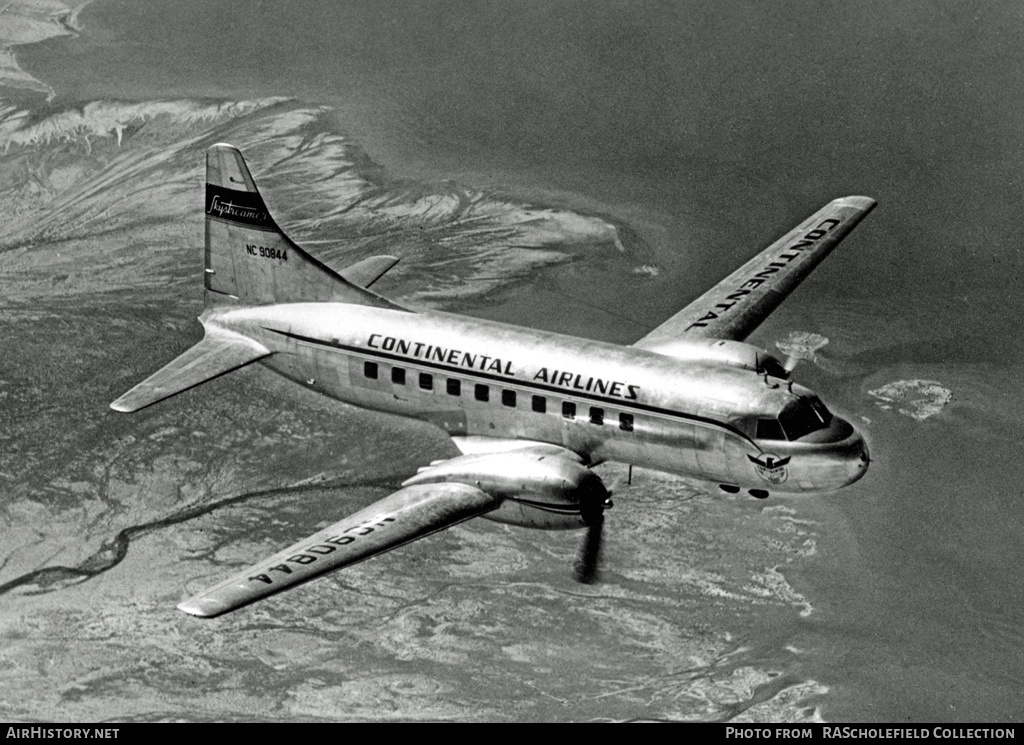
402,451,608,530
642,337,788,378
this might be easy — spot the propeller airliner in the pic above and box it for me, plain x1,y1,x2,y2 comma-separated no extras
111,144,875,617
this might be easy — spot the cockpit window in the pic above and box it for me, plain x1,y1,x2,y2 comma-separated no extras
756,418,786,440
809,397,833,426
778,396,832,441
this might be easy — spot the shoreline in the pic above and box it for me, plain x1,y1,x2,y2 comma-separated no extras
0,0,93,100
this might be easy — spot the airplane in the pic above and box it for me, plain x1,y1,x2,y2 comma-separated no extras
111,143,875,618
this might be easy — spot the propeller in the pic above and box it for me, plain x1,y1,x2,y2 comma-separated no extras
573,469,624,584
574,511,604,584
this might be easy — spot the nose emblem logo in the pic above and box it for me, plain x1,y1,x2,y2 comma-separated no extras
748,453,791,484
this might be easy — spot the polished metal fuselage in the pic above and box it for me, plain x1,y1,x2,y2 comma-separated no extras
207,302,868,493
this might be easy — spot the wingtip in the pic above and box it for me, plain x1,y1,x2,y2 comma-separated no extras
109,398,135,413
833,195,877,211
177,596,228,618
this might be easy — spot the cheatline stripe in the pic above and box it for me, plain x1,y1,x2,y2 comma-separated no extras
263,327,754,445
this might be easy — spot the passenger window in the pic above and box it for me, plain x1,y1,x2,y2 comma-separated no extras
363,361,378,380
391,367,406,385
619,413,634,432
475,384,489,402
447,379,461,396
502,390,516,407
562,401,576,419
532,395,546,413
756,418,785,441
419,373,433,391
590,407,604,425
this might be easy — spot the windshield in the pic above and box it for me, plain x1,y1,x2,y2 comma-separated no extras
756,418,786,440
778,396,833,441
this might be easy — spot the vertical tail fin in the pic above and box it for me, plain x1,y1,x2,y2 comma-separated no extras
204,144,400,309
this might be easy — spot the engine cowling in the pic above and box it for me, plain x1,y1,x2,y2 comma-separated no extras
402,451,609,530
642,337,788,378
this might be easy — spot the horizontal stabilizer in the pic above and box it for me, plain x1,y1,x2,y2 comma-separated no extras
177,482,499,617
634,196,876,345
339,255,400,288
110,325,270,413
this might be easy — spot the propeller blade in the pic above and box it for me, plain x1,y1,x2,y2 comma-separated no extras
573,515,603,584
572,470,613,584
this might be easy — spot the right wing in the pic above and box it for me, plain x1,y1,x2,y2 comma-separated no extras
634,196,876,346
177,482,498,618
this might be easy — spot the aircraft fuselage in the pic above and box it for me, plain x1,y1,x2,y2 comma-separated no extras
208,302,868,495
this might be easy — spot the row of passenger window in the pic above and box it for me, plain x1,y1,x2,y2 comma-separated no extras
363,361,635,431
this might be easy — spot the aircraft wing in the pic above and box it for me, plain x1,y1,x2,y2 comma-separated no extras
177,482,498,618
110,325,271,413
633,196,876,347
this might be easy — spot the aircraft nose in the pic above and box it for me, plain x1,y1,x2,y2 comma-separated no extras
805,414,870,488
842,423,870,486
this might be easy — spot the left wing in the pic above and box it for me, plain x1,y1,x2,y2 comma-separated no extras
634,196,876,347
177,483,498,617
